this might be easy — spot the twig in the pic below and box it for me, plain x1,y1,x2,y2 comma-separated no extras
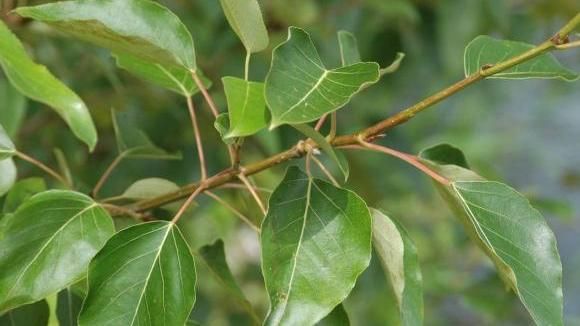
171,183,206,223
205,191,260,232
310,154,339,186
218,182,272,193
191,70,220,118
92,153,125,198
187,96,208,181
238,172,267,215
15,151,72,189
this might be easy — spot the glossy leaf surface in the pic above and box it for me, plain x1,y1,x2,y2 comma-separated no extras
0,21,97,150
265,27,380,127
222,76,268,138
0,159,16,197
0,191,115,312
464,35,578,80
219,0,269,52
79,222,196,326
261,167,372,325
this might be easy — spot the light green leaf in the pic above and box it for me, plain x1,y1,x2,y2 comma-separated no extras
78,221,196,326
0,77,27,138
219,0,269,53
16,0,196,70
261,166,372,325
337,31,361,66
222,76,268,138
113,110,181,160
2,178,46,213
114,53,211,97
265,27,380,128
199,239,260,324
0,124,15,160
0,159,17,198
316,304,350,326
380,52,406,76
371,209,423,326
57,289,83,326
292,123,349,182
0,21,97,150
0,300,49,326
0,190,115,312
464,35,578,81
121,178,180,200
214,113,236,145
420,144,563,326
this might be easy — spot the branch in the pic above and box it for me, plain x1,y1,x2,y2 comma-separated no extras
15,150,72,189
119,16,579,215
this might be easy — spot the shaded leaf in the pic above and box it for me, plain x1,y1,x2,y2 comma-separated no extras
0,124,15,160
214,113,236,145
219,0,269,53
337,31,361,66
79,221,196,325
222,76,268,138
265,27,380,128
2,178,46,213
261,166,372,325
420,144,563,326
0,159,17,198
316,304,350,326
464,35,578,81
0,300,49,326
371,209,423,326
16,0,196,70
418,143,469,168
57,289,83,326
199,239,260,324
54,148,74,187
0,190,115,312
0,21,97,150
0,77,27,138
121,178,180,200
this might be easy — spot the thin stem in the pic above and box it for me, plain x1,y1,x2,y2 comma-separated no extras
555,40,580,50
15,151,71,188
329,112,337,139
315,114,328,131
100,203,145,220
238,173,267,215
92,153,125,198
311,155,339,187
305,152,313,177
356,141,450,185
187,96,208,181
191,70,220,118
218,182,272,193
205,191,260,232
171,184,205,224
244,51,251,81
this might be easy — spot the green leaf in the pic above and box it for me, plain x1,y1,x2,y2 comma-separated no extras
222,77,268,138
418,143,469,168
0,124,15,160
219,0,269,53
337,31,361,66
16,0,196,70
292,123,349,182
380,52,406,76
371,209,423,326
265,27,380,128
0,190,115,312
54,148,74,187
78,221,196,326
214,113,236,145
199,239,260,324
464,35,578,81
57,290,83,326
113,110,181,160
0,77,27,138
0,21,97,150
0,300,49,326
316,304,350,326
261,166,372,325
420,144,563,326
0,159,17,198
114,53,211,97
2,178,46,213
121,178,180,200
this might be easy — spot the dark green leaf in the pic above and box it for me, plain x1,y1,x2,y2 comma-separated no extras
16,0,196,70
199,239,260,324
57,289,83,326
0,300,49,326
0,124,15,160
2,178,46,213
79,222,196,325
0,190,115,312
219,0,269,53
0,21,97,150
265,27,380,128
121,178,180,200
337,31,361,66
418,143,469,168
261,167,372,325
222,76,268,138
0,77,27,138
371,209,423,326
464,35,578,81
316,304,350,326
0,159,17,198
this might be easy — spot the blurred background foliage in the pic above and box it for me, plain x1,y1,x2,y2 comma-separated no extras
1,0,579,325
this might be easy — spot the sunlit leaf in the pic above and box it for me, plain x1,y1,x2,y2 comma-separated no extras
2,178,46,213
0,300,49,326
338,31,361,66
0,159,17,198
420,144,563,326
121,178,180,200
371,209,423,326
265,27,380,128
222,76,268,138
0,191,115,312
316,304,350,326
16,0,196,70
464,35,578,81
79,221,196,326
0,77,27,138
261,167,372,325
219,0,269,53
0,21,97,150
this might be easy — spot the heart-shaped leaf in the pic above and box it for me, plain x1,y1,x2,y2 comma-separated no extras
0,77,27,138
371,209,423,326
0,21,97,150
0,124,15,160
420,144,563,326
464,35,578,81
265,27,380,128
0,190,115,312
0,159,17,198
219,0,269,53
337,31,361,66
16,0,196,71
0,300,49,326
261,166,372,325
78,221,196,326
222,76,268,138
